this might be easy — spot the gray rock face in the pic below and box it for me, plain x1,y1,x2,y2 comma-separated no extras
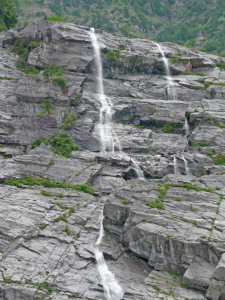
0,20,225,299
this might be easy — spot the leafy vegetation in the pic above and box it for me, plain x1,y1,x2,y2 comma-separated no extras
12,40,43,74
31,131,80,158
37,99,53,117
4,176,95,194
182,183,213,192
62,109,77,130
0,0,17,31
43,64,65,77
107,49,122,61
53,76,67,87
121,199,129,204
145,200,165,210
44,15,67,22
214,153,225,166
14,0,225,54
161,122,183,133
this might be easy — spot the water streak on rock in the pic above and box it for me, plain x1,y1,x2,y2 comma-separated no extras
90,28,124,300
89,28,144,179
155,42,177,101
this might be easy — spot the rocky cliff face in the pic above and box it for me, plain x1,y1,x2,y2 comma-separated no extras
0,20,225,300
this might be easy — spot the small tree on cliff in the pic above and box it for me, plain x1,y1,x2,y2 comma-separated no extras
0,0,18,32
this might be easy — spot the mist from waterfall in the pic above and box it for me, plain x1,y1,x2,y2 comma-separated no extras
155,42,177,101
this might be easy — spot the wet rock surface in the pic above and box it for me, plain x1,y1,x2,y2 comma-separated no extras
0,21,225,299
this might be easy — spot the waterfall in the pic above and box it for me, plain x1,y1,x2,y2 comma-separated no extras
155,43,192,175
183,116,191,175
89,28,119,153
89,28,124,300
95,216,124,300
182,153,191,176
184,116,189,138
89,28,144,179
174,155,179,175
155,42,177,101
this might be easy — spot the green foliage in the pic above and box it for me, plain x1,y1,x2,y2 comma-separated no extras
12,0,225,54
0,0,17,31
138,182,147,185
30,282,54,295
45,15,67,22
25,65,39,75
194,141,210,148
170,53,188,64
0,77,18,80
52,202,69,209
152,285,160,291
37,99,53,117
31,131,80,158
161,122,182,133
41,190,53,197
212,63,225,70
65,225,70,235
69,207,75,214
145,200,164,210
121,199,129,204
181,71,206,76
12,40,44,74
206,151,214,157
53,76,67,87
214,153,225,166
43,64,65,77
4,176,95,195
0,152,11,159
182,183,213,192
107,49,121,61
54,214,68,222
62,109,77,129
39,224,48,230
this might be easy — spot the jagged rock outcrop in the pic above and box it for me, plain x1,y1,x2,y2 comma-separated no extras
0,20,225,299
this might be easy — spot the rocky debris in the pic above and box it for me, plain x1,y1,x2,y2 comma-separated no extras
0,20,225,299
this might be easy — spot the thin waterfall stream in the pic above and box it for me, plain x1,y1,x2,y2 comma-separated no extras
89,28,144,179
155,42,177,101
90,28,140,300
155,42,191,176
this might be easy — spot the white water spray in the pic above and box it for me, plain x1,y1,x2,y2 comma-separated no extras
89,28,144,179
184,116,189,139
182,153,191,176
155,43,192,175
95,216,124,300
155,43,177,101
90,28,124,300
89,28,120,153
173,155,179,175
182,116,191,175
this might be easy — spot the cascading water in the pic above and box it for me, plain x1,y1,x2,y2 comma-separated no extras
174,155,179,175
89,28,120,153
89,28,125,300
155,42,192,175
182,116,191,175
155,42,177,101
95,216,124,300
89,28,144,179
